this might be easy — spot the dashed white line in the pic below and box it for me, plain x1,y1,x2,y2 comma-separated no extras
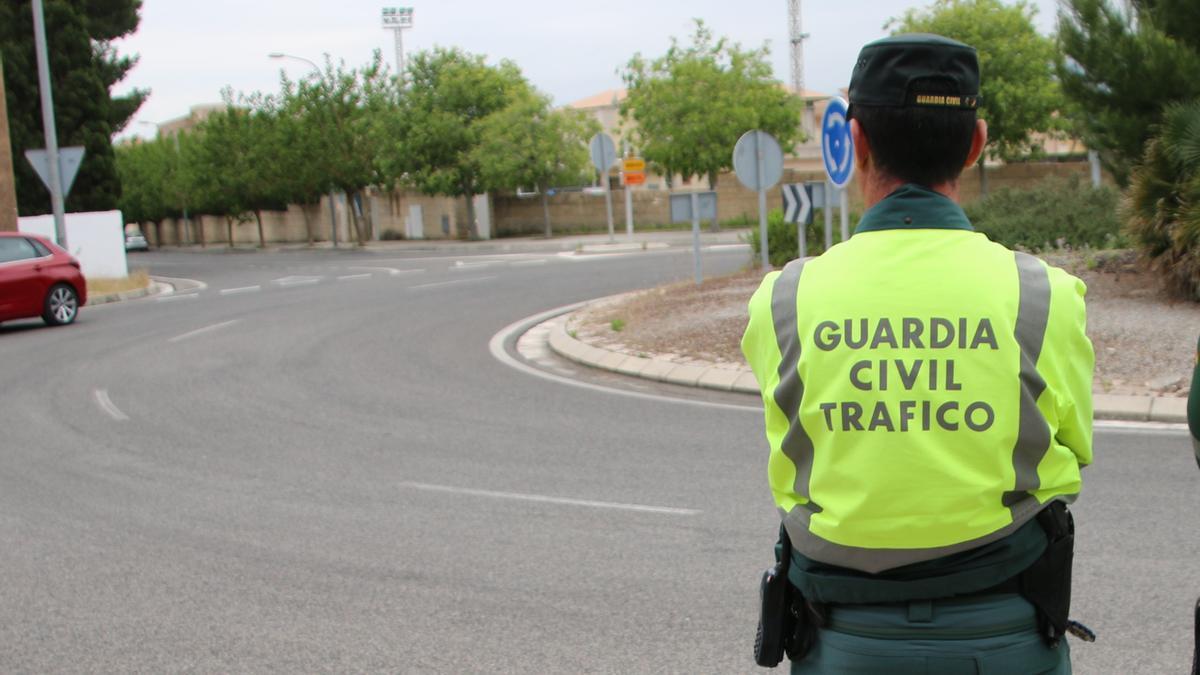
347,266,423,277
511,259,548,267
156,293,199,303
93,389,130,421
337,274,372,281
219,285,261,296
400,482,700,516
409,276,498,291
167,319,241,344
451,260,499,271
274,276,322,287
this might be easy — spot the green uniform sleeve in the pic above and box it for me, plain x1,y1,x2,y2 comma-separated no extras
741,271,783,398
1042,269,1094,468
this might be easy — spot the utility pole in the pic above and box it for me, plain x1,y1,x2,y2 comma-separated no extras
31,0,67,248
788,0,811,133
0,55,18,232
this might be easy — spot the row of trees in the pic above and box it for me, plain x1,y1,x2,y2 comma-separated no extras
117,49,600,244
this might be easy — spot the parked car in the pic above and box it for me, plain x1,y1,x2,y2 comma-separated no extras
124,227,149,251
0,232,87,326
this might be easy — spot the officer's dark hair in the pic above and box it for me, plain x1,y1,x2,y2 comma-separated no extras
849,78,977,188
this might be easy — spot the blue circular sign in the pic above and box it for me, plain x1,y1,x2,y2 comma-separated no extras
822,97,855,188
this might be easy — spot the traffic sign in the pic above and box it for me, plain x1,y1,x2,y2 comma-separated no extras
822,97,855,187
622,157,645,172
623,172,646,186
732,130,784,191
25,146,85,196
589,133,617,174
782,183,813,225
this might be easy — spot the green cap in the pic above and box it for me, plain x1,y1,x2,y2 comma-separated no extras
848,34,980,110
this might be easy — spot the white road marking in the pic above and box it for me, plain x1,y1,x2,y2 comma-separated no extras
156,293,199,302
451,260,500,271
511,259,548,267
490,304,763,413
337,274,372,281
706,244,751,252
93,389,130,421
400,482,700,516
347,266,423,277
274,275,322,287
219,285,261,296
410,276,498,291
168,319,241,344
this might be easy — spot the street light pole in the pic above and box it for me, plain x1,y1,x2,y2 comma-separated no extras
30,0,67,249
268,52,338,248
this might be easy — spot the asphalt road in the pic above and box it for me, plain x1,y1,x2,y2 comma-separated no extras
0,244,1196,674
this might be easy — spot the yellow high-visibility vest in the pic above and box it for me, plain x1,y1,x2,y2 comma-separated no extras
741,193,1093,574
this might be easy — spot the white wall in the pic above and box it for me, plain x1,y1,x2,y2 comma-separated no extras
18,210,129,279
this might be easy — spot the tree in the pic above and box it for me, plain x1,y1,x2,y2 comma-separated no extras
891,0,1062,195
474,90,598,236
1058,0,1200,185
620,20,804,189
277,53,395,246
115,137,170,240
1125,100,1200,299
384,47,530,239
0,0,146,215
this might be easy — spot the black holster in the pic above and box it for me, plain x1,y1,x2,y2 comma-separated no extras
1018,502,1075,648
755,527,819,668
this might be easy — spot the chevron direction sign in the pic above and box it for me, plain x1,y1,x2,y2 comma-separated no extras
782,183,813,225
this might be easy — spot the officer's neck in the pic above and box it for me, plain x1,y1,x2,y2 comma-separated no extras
863,174,961,210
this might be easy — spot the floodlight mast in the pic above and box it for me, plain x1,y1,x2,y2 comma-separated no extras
788,0,810,129
381,7,414,81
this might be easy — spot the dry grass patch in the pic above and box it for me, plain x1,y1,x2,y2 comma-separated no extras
86,269,150,296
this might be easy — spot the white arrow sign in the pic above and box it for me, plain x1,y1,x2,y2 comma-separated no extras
783,183,812,225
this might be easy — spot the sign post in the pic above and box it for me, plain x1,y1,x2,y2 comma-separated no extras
733,130,784,269
821,97,855,249
589,133,618,243
622,155,644,240
30,0,68,249
782,183,813,259
669,191,717,285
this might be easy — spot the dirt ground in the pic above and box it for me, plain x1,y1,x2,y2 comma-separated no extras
570,249,1199,398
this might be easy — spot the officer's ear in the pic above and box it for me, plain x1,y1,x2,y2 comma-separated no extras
964,119,988,170
850,119,871,174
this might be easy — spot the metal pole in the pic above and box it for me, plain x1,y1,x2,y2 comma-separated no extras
798,214,807,260
329,191,338,247
1088,150,1102,189
824,181,833,252
604,172,615,243
757,135,769,269
839,187,850,243
628,180,638,240
31,0,67,249
691,192,702,285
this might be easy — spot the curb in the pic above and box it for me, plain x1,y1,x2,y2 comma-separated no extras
86,281,169,306
547,302,1188,425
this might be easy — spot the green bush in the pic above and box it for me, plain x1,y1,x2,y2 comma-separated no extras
743,207,853,268
963,175,1124,251
1125,100,1200,300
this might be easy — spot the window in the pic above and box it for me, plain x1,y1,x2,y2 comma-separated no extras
0,237,38,264
27,238,51,258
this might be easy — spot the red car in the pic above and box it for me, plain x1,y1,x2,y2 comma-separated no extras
0,232,87,326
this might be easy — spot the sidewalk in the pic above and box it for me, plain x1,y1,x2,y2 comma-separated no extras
544,306,1188,425
156,228,751,256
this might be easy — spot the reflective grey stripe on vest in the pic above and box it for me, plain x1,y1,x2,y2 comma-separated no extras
1002,251,1053,524
778,251,1063,575
770,258,820,513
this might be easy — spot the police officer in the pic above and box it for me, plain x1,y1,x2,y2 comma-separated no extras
742,34,1093,673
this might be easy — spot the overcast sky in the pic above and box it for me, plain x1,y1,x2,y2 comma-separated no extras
113,0,1062,139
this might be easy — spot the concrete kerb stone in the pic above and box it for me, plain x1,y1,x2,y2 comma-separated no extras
545,296,1184,425
86,280,171,306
